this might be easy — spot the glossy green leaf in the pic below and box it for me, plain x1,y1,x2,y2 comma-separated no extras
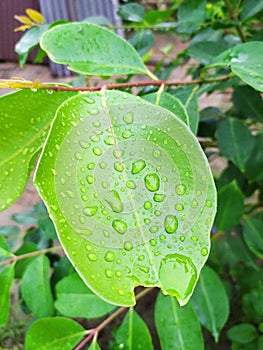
25,317,85,350
191,265,229,341
0,89,76,212
215,180,244,231
233,86,263,122
155,292,204,350
55,272,116,318
142,92,190,127
207,42,263,92
21,255,54,317
117,3,145,22
227,323,258,344
15,25,49,66
129,30,154,56
112,308,153,350
177,0,206,35
240,0,263,21
245,133,263,181
243,218,263,259
0,264,15,326
217,118,254,172
34,90,216,306
40,23,149,76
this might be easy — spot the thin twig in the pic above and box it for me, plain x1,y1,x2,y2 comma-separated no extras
224,0,246,43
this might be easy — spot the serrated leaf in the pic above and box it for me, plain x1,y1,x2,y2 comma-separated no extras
112,308,153,350
40,23,149,76
243,218,263,259
21,255,54,317
55,273,116,318
191,265,229,341
215,180,244,231
0,264,15,326
25,317,85,350
142,92,190,127
0,89,76,212
155,292,204,350
206,42,263,92
217,118,254,172
34,90,216,306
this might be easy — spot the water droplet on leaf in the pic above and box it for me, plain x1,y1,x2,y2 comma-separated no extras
165,215,178,234
144,173,160,192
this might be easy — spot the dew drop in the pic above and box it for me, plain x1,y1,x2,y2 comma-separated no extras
87,253,97,261
74,152,83,160
205,200,212,207
126,180,136,189
114,162,124,172
138,265,149,273
104,190,123,213
93,147,102,156
87,162,95,170
201,247,208,256
138,255,145,261
86,175,95,184
65,190,75,198
105,250,115,262
144,173,160,192
191,199,198,208
105,269,114,278
123,111,134,124
92,120,101,127
153,193,165,202
144,201,152,210
165,215,178,234
83,206,98,216
124,241,133,251
112,219,127,234
104,135,115,145
176,184,186,195
131,159,146,174
175,203,184,211
91,135,100,142
89,109,99,115
180,236,185,242
153,150,161,157
149,226,159,233
150,239,157,246
122,129,135,139
81,194,89,201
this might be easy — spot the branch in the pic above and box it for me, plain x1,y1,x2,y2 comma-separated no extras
74,288,154,350
0,75,231,92
224,0,246,43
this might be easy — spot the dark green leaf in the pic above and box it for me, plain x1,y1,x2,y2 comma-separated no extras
25,317,85,350
117,3,145,22
51,256,75,288
240,0,263,21
55,273,116,318
21,255,54,317
0,89,76,212
242,287,263,323
142,92,190,126
192,265,229,341
15,242,39,278
227,323,258,344
0,264,15,326
128,30,154,56
177,0,206,35
15,25,49,67
245,133,263,181
188,41,228,65
34,90,216,306
207,42,263,92
40,23,149,76
155,292,204,350
233,86,263,122
243,218,263,259
215,180,244,231
217,118,254,172
113,308,153,350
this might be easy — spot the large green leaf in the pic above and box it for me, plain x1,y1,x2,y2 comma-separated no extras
0,89,76,212
206,42,263,92
191,265,229,342
243,218,263,259
112,308,153,350
40,23,149,76
21,255,54,317
34,90,216,306
55,272,116,318
25,317,85,350
0,264,15,326
155,292,204,350
217,118,254,172
215,180,244,231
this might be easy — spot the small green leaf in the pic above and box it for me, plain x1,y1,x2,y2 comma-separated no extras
25,317,85,350
227,323,258,344
243,218,263,259
113,308,153,350
155,292,204,350
188,41,228,65
217,118,254,172
0,264,15,326
40,23,149,76
0,89,76,212
240,0,263,21
117,3,145,22
21,255,54,317
15,25,49,66
177,0,206,35
191,265,229,342
233,86,263,122
128,30,154,56
206,42,263,92
55,273,116,318
143,92,190,127
242,287,263,323
15,242,39,278
215,180,244,231
34,90,216,306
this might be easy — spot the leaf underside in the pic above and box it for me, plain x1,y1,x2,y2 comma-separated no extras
34,90,216,306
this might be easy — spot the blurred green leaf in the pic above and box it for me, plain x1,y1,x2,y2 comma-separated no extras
240,0,263,21
227,323,258,344
177,0,206,35
0,264,15,326
155,292,204,350
25,317,85,350
245,133,263,182
15,242,39,278
242,287,263,323
55,273,116,318
21,255,54,317
128,30,154,56
192,266,229,341
117,3,145,22
188,41,228,65
112,308,153,350
215,180,244,231
232,86,263,122
243,218,263,259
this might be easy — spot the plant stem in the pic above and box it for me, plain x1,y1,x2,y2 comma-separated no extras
74,288,154,350
0,245,62,267
224,0,246,43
